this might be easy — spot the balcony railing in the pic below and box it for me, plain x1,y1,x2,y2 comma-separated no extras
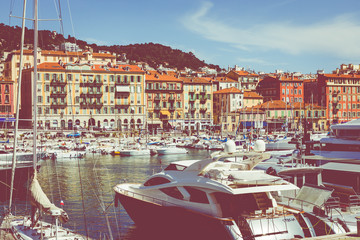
50,91,67,98
50,80,67,86
116,81,130,85
80,80,103,87
50,102,67,109
154,106,161,111
80,91,103,97
80,101,103,109
115,103,130,109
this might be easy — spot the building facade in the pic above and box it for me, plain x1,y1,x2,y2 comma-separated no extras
20,62,146,132
226,70,260,90
181,77,213,133
318,73,360,124
145,71,183,133
0,78,14,128
213,87,243,133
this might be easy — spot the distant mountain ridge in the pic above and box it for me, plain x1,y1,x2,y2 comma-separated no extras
0,23,221,71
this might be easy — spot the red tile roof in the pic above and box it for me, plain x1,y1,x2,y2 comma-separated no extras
34,62,143,73
145,71,181,82
243,91,263,99
180,77,213,84
214,87,242,94
321,73,360,79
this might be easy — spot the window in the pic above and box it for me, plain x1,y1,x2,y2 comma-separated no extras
137,76,141,82
144,177,170,186
160,187,183,200
184,186,209,203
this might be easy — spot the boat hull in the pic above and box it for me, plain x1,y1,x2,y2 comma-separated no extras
114,192,234,240
120,150,150,156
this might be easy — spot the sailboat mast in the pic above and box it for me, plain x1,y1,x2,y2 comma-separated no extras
9,0,28,211
32,0,38,170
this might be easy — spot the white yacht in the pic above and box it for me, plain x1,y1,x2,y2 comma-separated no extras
311,118,360,159
114,149,316,240
156,143,188,155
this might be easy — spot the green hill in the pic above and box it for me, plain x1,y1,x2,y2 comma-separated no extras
0,23,221,71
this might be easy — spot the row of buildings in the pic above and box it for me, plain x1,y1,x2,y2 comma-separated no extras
1,47,360,134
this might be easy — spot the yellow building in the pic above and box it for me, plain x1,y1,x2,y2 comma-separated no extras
4,49,116,114
20,61,145,131
213,87,243,134
181,77,213,133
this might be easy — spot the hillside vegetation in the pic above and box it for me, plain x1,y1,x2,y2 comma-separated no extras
0,23,221,71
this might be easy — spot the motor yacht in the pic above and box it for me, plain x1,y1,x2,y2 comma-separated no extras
311,118,360,160
156,143,188,155
114,142,314,240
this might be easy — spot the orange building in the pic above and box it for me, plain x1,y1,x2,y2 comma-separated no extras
318,73,360,124
145,70,183,133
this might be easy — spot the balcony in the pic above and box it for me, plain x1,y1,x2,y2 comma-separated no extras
50,91,67,98
169,106,176,111
115,103,130,109
200,90,207,95
154,96,161,101
80,91,103,98
189,96,196,102
169,96,175,101
189,107,196,112
50,102,67,109
80,80,103,87
200,107,207,112
50,79,67,86
116,80,130,85
154,106,161,111
200,96,207,103
80,101,103,109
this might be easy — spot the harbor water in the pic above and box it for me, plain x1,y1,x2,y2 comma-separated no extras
0,149,212,240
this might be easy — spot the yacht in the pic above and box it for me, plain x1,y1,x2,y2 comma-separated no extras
156,143,188,155
114,145,315,240
311,118,360,160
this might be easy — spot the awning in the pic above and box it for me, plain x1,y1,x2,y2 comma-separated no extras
160,110,170,117
0,118,15,122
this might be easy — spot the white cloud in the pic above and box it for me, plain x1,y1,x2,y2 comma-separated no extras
181,2,360,58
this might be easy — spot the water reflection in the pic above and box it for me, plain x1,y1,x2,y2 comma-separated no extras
1,149,211,239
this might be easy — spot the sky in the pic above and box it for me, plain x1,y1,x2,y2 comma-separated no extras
2,0,360,74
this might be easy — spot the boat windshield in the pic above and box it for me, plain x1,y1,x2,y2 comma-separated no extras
164,163,187,171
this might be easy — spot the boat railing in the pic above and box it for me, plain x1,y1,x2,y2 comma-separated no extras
117,187,180,208
282,195,345,218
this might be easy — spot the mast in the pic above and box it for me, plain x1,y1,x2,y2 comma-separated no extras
32,0,38,171
9,0,27,211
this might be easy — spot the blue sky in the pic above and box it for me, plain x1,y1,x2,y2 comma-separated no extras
2,0,360,73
